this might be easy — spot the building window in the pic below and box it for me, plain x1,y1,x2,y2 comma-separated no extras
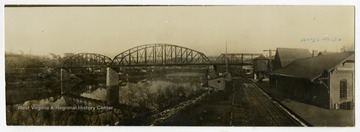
340,79,347,99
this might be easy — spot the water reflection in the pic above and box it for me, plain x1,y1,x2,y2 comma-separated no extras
7,72,207,125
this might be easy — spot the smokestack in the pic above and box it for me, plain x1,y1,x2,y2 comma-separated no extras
312,50,318,57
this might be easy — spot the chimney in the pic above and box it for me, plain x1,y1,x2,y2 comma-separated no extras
312,50,318,57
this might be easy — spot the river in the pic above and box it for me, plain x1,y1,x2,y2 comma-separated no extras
6,72,208,125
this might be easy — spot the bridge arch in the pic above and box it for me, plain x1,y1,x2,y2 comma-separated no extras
112,43,211,66
62,53,112,68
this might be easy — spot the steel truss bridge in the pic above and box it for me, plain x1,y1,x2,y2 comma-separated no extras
61,43,261,68
214,53,262,65
62,53,112,68
112,43,211,66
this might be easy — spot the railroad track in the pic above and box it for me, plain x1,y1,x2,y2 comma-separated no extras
249,81,308,126
230,78,307,126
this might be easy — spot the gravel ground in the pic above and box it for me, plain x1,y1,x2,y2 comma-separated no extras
159,78,300,126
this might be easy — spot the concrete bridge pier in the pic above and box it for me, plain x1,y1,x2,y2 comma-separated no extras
106,67,119,105
60,69,71,94
60,69,70,82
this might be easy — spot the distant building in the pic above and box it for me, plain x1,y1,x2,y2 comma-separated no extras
272,48,311,71
270,52,354,110
63,53,75,58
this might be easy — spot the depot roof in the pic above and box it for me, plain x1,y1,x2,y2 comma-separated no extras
275,48,312,68
272,52,354,81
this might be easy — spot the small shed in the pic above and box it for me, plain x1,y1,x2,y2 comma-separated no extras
208,77,226,91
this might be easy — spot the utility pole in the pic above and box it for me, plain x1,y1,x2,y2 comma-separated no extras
225,41,228,73
263,49,276,57
263,49,276,72
224,41,232,82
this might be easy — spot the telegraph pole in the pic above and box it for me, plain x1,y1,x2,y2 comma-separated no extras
224,41,232,81
263,49,276,72
225,41,228,73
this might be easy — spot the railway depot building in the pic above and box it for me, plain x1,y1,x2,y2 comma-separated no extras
269,50,354,110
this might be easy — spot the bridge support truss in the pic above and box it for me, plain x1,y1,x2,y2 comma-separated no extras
112,43,211,66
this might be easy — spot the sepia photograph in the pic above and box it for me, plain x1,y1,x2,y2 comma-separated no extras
2,3,356,128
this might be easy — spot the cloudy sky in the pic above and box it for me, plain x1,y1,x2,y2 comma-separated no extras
5,6,354,57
